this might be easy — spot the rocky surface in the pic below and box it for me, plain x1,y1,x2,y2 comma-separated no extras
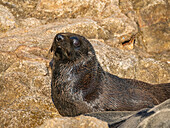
0,5,16,32
117,99,170,128
0,0,170,128
85,99,170,128
38,115,108,128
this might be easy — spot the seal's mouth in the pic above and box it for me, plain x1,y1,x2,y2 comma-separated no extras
55,46,72,60
55,47,62,55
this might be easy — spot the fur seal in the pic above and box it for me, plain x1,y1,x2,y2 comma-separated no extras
50,33,170,117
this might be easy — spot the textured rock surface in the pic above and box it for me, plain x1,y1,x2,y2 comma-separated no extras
38,115,108,128
85,99,170,128
0,0,170,128
119,0,170,53
0,5,17,32
119,99,170,128
36,0,119,18
38,99,170,128
19,18,42,28
0,21,169,84
92,40,170,83
0,47,60,128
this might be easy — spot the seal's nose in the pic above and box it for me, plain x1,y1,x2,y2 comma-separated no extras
56,34,64,42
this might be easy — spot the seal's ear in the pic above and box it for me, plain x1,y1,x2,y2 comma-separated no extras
50,37,55,52
50,41,55,52
50,43,54,52
46,42,54,58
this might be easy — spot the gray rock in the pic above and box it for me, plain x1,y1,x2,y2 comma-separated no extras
85,99,170,128
118,99,170,128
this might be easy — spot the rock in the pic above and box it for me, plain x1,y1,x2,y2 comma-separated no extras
98,12,137,41
0,52,18,73
38,115,108,128
91,39,170,84
0,21,169,84
0,0,169,127
0,5,17,32
0,0,39,19
36,0,119,18
0,17,135,51
120,0,170,53
118,99,170,128
20,18,42,28
135,58,170,84
85,99,170,128
36,0,138,41
135,0,170,53
38,99,170,128
119,0,136,21
0,46,60,128
85,111,135,126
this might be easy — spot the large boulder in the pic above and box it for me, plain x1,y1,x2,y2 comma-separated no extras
85,99,170,128
119,0,170,53
0,0,169,128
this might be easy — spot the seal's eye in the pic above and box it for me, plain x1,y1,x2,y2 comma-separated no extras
56,34,64,42
70,37,81,47
73,39,80,47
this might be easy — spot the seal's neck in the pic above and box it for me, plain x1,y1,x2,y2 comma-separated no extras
51,55,103,102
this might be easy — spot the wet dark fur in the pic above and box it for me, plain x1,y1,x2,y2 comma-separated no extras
50,33,170,117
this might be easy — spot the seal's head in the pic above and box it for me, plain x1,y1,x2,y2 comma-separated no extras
50,33,95,61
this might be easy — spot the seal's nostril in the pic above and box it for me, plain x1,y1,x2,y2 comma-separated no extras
56,34,64,42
